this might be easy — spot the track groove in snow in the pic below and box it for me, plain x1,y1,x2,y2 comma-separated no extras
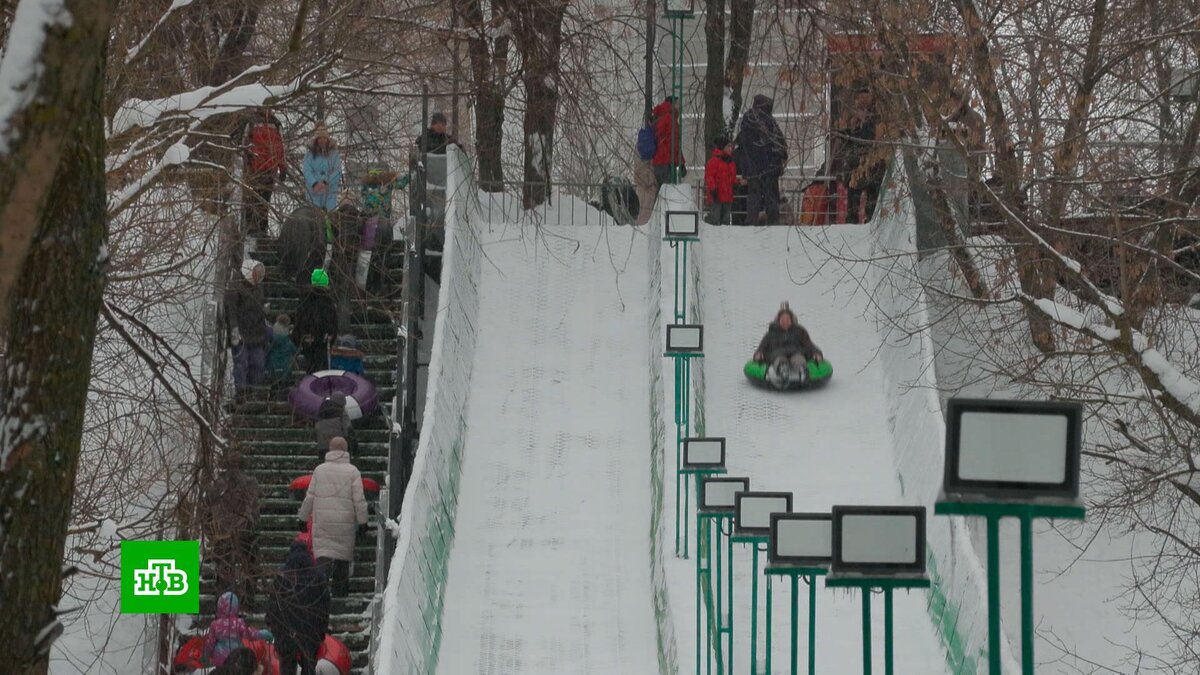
436,225,659,674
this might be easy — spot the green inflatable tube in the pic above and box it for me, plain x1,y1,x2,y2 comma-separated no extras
744,358,833,390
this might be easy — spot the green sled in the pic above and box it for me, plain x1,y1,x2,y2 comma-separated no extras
744,358,833,391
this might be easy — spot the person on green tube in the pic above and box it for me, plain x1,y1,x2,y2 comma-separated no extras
752,302,823,385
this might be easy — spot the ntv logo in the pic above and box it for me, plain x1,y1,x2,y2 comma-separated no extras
121,541,199,613
133,559,189,596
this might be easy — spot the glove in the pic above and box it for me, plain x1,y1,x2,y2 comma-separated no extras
298,520,308,532
230,328,242,347
357,523,368,538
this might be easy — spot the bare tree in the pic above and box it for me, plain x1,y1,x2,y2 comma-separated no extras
0,1,118,671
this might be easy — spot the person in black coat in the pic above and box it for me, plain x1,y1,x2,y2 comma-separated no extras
753,302,822,370
266,542,330,675
415,111,459,155
734,95,789,225
294,270,339,374
225,259,269,399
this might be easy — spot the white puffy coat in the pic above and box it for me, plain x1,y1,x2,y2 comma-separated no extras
298,449,368,561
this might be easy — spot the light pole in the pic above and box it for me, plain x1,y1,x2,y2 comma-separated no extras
733,491,793,675
663,0,695,184
666,321,704,557
684,438,728,675
701,476,750,674
826,506,930,675
765,513,832,675
935,398,1086,675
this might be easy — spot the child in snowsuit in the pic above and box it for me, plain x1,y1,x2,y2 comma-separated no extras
753,302,823,378
265,314,299,394
203,592,270,668
329,334,365,375
705,137,739,225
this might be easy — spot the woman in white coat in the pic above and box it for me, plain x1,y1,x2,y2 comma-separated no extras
297,436,366,597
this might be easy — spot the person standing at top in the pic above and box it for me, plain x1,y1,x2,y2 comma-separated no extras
415,111,459,155
734,94,788,225
303,123,342,212
225,258,268,400
297,436,368,598
704,136,741,225
833,88,884,223
651,96,686,186
238,107,287,246
294,269,339,373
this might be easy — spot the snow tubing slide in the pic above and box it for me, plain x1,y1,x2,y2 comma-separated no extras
743,359,833,391
289,370,379,421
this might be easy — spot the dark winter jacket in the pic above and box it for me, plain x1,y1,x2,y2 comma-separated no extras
279,206,326,285
266,542,331,658
755,321,820,363
734,95,788,179
315,398,352,451
294,287,339,346
206,466,260,534
652,100,685,167
416,128,457,155
224,260,268,347
705,149,738,205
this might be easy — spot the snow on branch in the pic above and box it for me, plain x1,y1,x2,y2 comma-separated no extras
0,0,70,155
123,0,197,65
107,140,191,215
1028,295,1200,417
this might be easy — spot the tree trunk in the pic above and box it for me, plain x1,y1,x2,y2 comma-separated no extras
459,0,509,192
725,0,755,130
500,0,567,208
703,0,727,148
0,1,116,671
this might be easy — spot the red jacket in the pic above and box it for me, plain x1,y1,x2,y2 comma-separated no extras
705,149,737,204
652,100,685,167
246,119,286,174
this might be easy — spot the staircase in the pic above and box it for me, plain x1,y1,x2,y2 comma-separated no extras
197,237,406,675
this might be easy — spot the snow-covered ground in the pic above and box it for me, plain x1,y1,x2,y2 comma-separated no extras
434,221,660,673
660,224,952,674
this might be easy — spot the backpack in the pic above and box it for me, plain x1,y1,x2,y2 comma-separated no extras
248,123,284,173
637,127,657,161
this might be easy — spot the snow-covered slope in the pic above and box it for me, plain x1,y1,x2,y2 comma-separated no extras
663,224,953,674
434,222,660,674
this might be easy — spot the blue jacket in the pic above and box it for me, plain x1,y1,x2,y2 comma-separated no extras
303,150,342,211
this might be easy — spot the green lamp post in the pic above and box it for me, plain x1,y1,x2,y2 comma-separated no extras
665,321,704,558
825,506,931,675
701,476,750,674
934,398,1086,675
663,0,694,184
733,491,793,675
764,513,832,675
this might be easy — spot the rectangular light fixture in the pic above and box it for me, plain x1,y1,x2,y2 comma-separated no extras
683,437,725,471
666,324,703,353
831,505,925,576
663,0,696,19
943,398,1083,501
700,476,749,513
734,491,793,537
768,512,832,568
665,210,700,238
